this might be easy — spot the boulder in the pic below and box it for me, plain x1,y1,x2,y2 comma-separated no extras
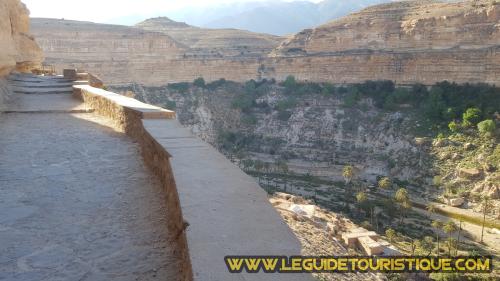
464,143,474,150
447,197,465,207
414,137,432,146
433,139,450,147
457,168,482,179
486,186,500,200
288,204,316,218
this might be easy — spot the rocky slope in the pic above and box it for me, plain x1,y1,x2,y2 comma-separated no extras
0,0,43,76
112,82,427,184
110,79,499,213
30,0,500,86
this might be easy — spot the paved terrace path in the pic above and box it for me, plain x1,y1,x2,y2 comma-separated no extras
0,75,180,280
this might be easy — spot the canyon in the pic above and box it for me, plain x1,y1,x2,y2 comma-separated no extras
31,0,500,86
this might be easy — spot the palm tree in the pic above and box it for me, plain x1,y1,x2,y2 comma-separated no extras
356,192,367,204
378,177,391,190
456,220,462,256
421,236,434,256
395,188,409,202
356,192,368,215
480,197,492,243
411,239,420,255
385,228,396,243
443,221,458,256
431,220,443,256
342,165,354,209
342,165,354,184
394,188,411,224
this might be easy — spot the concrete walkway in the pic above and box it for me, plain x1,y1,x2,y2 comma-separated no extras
0,76,180,280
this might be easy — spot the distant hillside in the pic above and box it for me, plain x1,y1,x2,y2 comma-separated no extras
135,17,282,58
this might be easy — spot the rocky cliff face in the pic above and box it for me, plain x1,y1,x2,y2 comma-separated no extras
112,82,428,184
266,0,500,85
0,0,43,76
30,0,500,86
31,17,279,85
0,0,43,110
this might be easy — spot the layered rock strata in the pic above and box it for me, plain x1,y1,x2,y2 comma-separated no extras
31,0,500,85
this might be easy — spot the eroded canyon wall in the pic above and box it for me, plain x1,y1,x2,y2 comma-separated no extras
31,0,500,86
0,0,43,109
0,0,43,76
268,0,500,85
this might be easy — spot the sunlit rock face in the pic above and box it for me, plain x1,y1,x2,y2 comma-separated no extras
30,17,279,85
266,0,500,85
0,0,43,76
31,0,500,86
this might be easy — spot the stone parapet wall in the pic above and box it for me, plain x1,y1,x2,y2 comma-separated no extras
73,80,311,281
73,85,192,281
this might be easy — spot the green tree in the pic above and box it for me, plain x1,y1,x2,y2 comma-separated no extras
282,75,297,89
378,177,391,190
477,119,496,135
462,107,481,127
385,228,396,243
442,221,458,256
394,188,409,203
342,165,354,184
193,77,205,88
394,188,411,223
480,196,493,243
431,220,443,256
356,192,367,204
356,192,368,214
420,236,434,256
448,121,460,133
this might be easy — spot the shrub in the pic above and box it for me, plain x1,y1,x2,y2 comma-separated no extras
343,87,360,107
462,107,482,127
206,78,226,90
477,119,496,135
275,97,297,111
282,75,297,89
241,114,257,125
193,77,205,88
448,121,460,133
232,94,254,112
322,83,335,96
164,100,176,109
167,82,189,93
277,110,292,121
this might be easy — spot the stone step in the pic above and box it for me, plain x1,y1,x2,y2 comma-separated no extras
11,82,77,88
13,86,73,94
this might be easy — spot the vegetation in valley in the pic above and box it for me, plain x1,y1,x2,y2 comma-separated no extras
112,76,499,280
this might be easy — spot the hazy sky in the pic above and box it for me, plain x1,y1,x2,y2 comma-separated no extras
23,0,323,25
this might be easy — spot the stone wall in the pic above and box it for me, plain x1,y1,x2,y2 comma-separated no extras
72,79,311,281
72,85,192,281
